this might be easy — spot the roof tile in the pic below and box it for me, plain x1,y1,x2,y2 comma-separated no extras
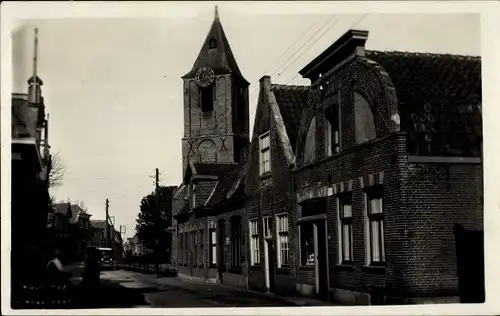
365,50,482,157
270,84,310,153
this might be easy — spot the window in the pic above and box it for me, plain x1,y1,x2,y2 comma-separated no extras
201,86,214,112
249,219,260,265
300,222,315,267
365,185,385,265
231,216,243,268
338,193,353,263
354,92,376,144
209,229,217,266
303,116,316,165
259,132,271,175
276,214,289,268
263,216,272,238
191,231,196,266
179,233,184,265
198,230,204,266
209,37,217,49
325,104,340,156
183,232,188,265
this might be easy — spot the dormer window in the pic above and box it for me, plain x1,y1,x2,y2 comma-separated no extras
201,86,214,112
209,38,217,49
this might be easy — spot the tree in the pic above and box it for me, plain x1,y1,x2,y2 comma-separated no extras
49,152,65,188
135,185,176,260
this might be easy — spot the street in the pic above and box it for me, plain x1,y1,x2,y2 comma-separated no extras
66,267,317,308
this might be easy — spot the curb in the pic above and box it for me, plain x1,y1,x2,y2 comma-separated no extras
177,273,217,284
175,274,324,306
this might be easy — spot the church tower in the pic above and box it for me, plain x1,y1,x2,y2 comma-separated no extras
181,6,250,172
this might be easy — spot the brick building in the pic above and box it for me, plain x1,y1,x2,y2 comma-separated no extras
170,14,482,304
245,76,309,294
292,29,483,304
49,202,92,260
172,7,250,288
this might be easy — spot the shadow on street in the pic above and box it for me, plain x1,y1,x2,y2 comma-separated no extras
71,279,153,309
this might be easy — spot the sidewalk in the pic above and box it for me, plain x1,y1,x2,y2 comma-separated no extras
135,270,332,306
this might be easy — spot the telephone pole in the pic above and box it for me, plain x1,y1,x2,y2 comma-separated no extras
155,168,160,277
105,198,110,248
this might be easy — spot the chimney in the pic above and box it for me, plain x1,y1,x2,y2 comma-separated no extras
259,75,271,91
299,29,369,83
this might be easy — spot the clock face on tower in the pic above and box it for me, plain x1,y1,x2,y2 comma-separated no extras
195,67,215,88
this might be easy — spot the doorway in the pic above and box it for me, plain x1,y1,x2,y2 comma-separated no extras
263,216,274,292
264,238,276,292
299,198,329,301
217,220,226,283
315,220,329,300
454,224,485,303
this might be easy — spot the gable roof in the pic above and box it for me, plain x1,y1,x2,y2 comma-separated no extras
205,163,245,207
182,9,246,83
90,219,106,230
270,84,310,153
365,50,482,157
193,162,236,177
54,203,89,224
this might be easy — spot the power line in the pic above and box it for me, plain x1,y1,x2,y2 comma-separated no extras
285,14,368,85
249,15,340,106
248,16,336,97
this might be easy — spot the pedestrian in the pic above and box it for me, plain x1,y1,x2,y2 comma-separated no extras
81,247,101,306
43,248,73,308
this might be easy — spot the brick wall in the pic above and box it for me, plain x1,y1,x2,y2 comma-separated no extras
402,162,483,297
293,52,407,299
244,80,298,295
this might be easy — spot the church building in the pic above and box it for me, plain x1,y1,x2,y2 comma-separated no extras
172,6,251,288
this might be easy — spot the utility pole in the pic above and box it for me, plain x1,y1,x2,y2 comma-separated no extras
105,198,110,248
155,168,160,277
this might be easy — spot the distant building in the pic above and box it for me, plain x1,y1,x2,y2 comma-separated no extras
90,219,124,258
49,202,92,260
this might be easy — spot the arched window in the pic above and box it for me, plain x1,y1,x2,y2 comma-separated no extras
197,139,217,163
354,92,376,144
303,116,317,165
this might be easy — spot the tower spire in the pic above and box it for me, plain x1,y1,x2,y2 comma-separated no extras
214,5,219,20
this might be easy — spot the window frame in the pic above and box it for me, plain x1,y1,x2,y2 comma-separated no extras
263,216,272,239
299,221,316,268
198,229,204,267
276,213,290,268
230,217,243,268
337,192,354,265
324,102,341,156
249,218,260,266
365,185,386,266
259,131,271,175
209,228,217,267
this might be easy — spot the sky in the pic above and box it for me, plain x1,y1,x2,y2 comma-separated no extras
11,8,480,239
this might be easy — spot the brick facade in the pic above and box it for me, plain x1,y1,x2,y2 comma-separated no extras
291,29,483,304
171,18,483,305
